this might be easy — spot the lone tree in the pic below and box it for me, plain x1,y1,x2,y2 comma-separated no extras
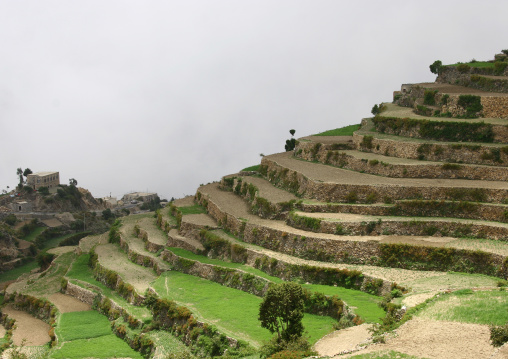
285,129,296,152
259,282,305,341
69,178,78,187
429,60,442,75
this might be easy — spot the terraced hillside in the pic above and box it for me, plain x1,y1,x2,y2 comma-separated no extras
2,53,508,359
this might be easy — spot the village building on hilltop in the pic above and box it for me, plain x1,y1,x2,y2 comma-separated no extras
26,171,60,190
122,192,158,203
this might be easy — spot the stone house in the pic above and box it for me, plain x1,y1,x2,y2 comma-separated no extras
27,171,60,190
122,192,158,203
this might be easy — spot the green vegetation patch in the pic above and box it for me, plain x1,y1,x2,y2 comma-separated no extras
22,226,45,242
301,283,384,323
148,330,193,358
0,260,38,283
178,204,207,215
241,165,261,172
52,334,143,359
66,254,151,319
313,124,361,136
373,116,493,142
57,311,112,341
167,247,282,283
417,290,508,325
151,271,335,346
22,251,75,295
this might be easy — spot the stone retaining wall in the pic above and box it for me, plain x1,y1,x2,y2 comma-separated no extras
289,215,508,241
294,143,508,181
352,132,508,167
299,201,508,224
372,116,508,144
167,231,201,253
195,187,395,295
261,155,508,204
161,250,270,296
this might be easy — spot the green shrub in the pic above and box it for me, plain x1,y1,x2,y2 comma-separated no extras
457,63,471,73
490,324,508,347
457,95,483,118
441,94,449,105
361,136,374,149
423,90,438,105
494,61,508,75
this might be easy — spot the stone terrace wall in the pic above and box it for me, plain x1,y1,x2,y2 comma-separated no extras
161,250,270,296
352,132,508,167
298,201,508,224
295,142,508,181
290,216,508,241
261,155,508,204
482,97,508,119
195,187,395,295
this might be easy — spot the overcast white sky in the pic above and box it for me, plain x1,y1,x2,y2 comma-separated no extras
1,0,507,200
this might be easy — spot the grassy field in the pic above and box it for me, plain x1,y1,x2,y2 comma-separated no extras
446,61,494,68
313,124,361,136
149,330,194,358
417,289,508,325
0,260,38,283
66,253,152,320
167,247,384,323
52,334,143,359
56,311,111,341
22,226,45,242
241,165,261,172
151,271,336,347
301,283,384,323
178,204,207,215
21,251,75,296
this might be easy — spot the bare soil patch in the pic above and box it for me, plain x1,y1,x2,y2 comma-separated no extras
95,243,157,293
314,324,372,356
241,176,298,203
402,292,437,308
339,318,495,359
174,196,195,207
182,213,218,227
2,305,51,346
47,246,76,255
136,216,167,245
492,343,508,359
16,239,31,250
79,232,108,253
40,218,63,227
48,293,90,313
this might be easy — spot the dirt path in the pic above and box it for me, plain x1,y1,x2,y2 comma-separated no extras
48,293,90,313
314,324,372,356
337,318,495,359
2,305,50,346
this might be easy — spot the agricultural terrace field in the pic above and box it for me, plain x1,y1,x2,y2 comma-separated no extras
151,271,337,347
417,289,508,325
313,124,361,136
66,253,151,320
167,247,385,323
